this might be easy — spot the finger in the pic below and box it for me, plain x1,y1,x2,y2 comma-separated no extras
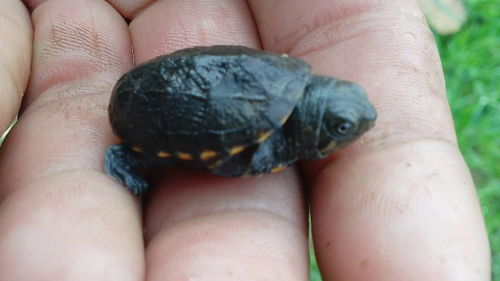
128,1,308,279
0,0,144,280
129,0,259,61
0,0,31,134
146,170,308,280
249,0,490,280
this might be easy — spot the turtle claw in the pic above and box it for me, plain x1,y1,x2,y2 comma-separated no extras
104,144,149,195
107,166,149,195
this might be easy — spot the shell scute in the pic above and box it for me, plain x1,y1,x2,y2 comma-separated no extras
109,46,312,156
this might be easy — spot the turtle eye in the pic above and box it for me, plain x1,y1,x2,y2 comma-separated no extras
334,120,355,136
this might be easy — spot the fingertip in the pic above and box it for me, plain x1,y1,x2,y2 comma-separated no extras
0,0,32,133
0,170,144,281
146,210,308,280
310,141,490,280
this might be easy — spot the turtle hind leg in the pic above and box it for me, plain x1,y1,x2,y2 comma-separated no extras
104,144,150,195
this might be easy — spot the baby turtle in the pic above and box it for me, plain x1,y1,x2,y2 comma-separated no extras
105,45,376,194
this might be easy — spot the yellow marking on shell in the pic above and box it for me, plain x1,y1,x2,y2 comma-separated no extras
177,152,194,160
157,151,171,158
131,146,144,153
257,131,272,143
200,150,218,161
271,166,287,173
229,145,246,155
280,111,293,125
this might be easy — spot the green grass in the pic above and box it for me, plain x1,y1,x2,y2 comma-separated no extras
436,0,499,278
310,0,499,279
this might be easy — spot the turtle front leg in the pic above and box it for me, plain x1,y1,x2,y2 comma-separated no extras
104,144,150,195
212,131,297,176
245,136,296,175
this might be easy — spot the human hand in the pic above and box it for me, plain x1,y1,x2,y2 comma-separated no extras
0,0,490,280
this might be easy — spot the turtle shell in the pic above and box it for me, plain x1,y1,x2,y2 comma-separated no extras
109,45,311,163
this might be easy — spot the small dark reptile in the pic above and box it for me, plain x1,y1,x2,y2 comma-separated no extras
105,45,376,194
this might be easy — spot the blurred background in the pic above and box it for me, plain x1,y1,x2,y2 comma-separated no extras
311,0,499,279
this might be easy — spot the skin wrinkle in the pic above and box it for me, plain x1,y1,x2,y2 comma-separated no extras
145,170,306,240
253,0,387,53
281,8,399,56
366,101,456,148
146,211,308,280
152,212,305,256
130,0,259,61
39,19,122,68
146,207,306,244
23,78,115,114
313,135,461,182
296,16,442,95
28,2,129,100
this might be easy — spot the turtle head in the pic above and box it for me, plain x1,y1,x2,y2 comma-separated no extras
291,75,376,159
316,77,376,155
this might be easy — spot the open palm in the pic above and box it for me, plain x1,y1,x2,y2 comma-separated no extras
0,0,490,280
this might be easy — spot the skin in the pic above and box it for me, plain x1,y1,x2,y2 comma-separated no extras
0,0,490,280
